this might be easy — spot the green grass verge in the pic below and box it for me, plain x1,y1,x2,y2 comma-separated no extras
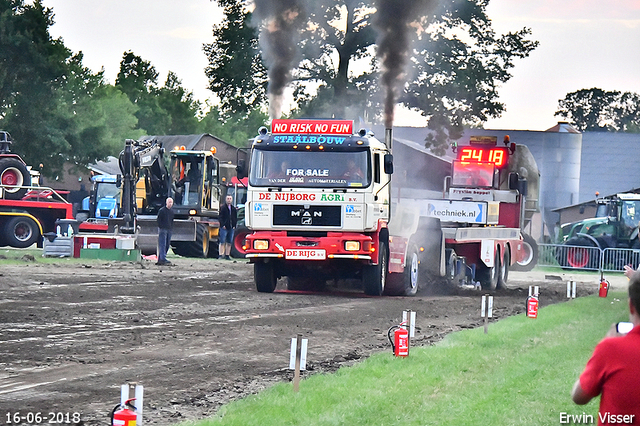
190,292,630,426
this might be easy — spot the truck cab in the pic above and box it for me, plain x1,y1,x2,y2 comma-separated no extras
241,119,393,294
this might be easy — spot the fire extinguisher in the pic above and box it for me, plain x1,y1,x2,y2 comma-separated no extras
111,398,137,426
526,293,539,319
599,278,610,298
387,321,409,357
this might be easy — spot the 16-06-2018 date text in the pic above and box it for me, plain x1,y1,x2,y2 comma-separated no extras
4,412,81,425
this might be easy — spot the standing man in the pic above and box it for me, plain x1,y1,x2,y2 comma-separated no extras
156,197,174,265
218,194,237,260
571,271,640,423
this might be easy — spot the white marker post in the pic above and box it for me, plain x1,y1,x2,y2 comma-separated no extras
567,281,577,299
120,383,143,425
402,310,416,354
481,294,493,334
289,334,308,392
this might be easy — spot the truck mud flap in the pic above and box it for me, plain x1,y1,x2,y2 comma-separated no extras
411,217,443,276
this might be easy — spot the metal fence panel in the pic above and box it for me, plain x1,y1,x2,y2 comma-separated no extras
602,248,640,272
538,244,640,272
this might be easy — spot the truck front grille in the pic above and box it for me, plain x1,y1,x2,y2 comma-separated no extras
273,205,341,227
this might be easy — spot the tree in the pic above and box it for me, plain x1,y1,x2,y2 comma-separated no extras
0,1,141,176
157,72,201,135
555,88,640,132
198,104,268,147
204,0,267,117
116,51,169,135
205,0,538,152
116,51,202,135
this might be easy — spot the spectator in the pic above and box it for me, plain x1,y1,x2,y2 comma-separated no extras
571,270,640,423
156,197,174,266
219,195,237,260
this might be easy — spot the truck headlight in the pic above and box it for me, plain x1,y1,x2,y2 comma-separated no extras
344,241,360,251
253,240,269,250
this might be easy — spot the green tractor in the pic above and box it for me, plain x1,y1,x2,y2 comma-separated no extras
557,194,640,269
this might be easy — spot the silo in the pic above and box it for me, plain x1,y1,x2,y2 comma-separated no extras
538,122,582,235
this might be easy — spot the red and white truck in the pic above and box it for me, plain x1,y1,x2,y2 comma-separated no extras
0,131,75,248
238,119,538,295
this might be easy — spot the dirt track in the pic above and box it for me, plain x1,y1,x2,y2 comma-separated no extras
0,257,599,425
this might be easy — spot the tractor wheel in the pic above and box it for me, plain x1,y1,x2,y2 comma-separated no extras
477,251,500,291
0,158,31,200
255,260,277,293
4,216,40,248
171,224,210,258
511,233,538,271
363,242,388,296
561,238,598,270
385,245,420,296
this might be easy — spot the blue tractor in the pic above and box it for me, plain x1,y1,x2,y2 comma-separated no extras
78,174,121,221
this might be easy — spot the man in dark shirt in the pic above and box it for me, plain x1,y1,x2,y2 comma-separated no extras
218,195,237,260
156,197,174,265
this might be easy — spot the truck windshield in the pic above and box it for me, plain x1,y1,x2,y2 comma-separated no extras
96,183,120,199
249,149,370,188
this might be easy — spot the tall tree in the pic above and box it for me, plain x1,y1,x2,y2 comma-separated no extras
204,0,267,117
205,0,538,152
116,51,170,135
555,88,640,133
157,72,201,135
116,51,202,135
0,1,141,176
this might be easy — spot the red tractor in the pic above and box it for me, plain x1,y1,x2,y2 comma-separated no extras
0,131,32,200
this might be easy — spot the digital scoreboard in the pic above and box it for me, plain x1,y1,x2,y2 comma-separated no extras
456,146,509,169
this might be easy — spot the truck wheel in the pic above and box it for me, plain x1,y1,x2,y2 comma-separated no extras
4,216,40,248
477,251,500,291
512,233,538,271
385,245,420,296
0,158,31,200
497,247,510,289
363,242,388,296
255,260,277,293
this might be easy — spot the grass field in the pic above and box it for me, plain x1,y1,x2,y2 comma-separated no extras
191,292,630,426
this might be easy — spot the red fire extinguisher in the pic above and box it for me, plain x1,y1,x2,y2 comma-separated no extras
599,270,609,298
388,321,409,357
599,279,610,298
111,399,137,426
526,294,539,319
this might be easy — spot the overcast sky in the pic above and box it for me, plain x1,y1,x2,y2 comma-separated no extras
45,0,640,132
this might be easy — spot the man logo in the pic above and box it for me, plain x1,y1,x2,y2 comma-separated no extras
302,217,312,225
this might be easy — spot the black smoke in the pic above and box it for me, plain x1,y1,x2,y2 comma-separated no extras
253,0,306,119
373,0,435,128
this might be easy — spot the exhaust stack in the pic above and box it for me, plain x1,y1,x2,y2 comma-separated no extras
385,127,393,151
